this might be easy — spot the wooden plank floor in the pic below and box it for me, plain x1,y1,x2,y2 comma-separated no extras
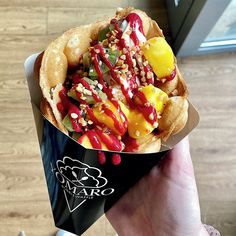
0,0,236,235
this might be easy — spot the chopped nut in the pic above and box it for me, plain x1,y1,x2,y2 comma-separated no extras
76,85,83,93
105,53,109,58
141,77,146,82
140,71,145,77
149,113,154,120
71,113,78,119
83,89,92,96
79,118,87,127
135,130,140,137
80,104,87,109
117,59,124,66
143,61,148,66
121,64,127,69
99,61,102,66
153,122,158,128
131,50,136,56
137,56,142,63
132,59,136,67
95,49,100,54
111,45,117,51
97,83,103,90
120,55,126,60
147,71,153,79
88,120,93,125
122,68,128,73
123,48,128,54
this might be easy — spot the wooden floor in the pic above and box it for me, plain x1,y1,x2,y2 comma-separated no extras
0,0,236,235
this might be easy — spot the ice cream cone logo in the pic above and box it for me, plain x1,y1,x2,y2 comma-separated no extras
53,156,114,212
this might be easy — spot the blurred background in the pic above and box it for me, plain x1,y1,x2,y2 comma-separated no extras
0,0,235,235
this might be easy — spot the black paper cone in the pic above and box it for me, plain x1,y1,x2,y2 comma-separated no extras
35,105,168,235
25,53,199,235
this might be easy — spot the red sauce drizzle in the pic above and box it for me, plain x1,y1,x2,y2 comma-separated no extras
90,49,108,91
98,151,106,165
134,91,157,125
71,73,83,84
126,13,144,46
95,129,122,151
112,153,121,165
164,66,176,81
78,78,102,102
68,104,82,132
101,103,126,135
83,130,102,149
123,136,139,152
78,129,122,152
57,13,161,153
58,87,82,132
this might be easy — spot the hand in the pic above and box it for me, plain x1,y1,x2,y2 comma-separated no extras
106,137,209,236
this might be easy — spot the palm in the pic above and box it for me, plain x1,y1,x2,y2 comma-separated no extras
106,138,208,236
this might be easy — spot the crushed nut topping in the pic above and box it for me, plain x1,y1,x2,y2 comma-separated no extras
71,113,78,119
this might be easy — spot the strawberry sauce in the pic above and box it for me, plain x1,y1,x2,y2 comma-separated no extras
56,13,161,156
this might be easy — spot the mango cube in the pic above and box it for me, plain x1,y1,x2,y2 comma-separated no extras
141,37,175,79
128,84,168,139
93,100,129,136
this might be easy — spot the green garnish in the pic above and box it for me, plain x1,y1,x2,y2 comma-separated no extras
67,77,107,104
89,48,120,77
97,24,115,42
62,114,74,132
98,27,110,42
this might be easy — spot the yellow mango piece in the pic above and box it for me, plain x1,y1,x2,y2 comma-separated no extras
119,101,130,118
141,37,175,78
136,84,168,114
92,100,128,135
128,109,155,139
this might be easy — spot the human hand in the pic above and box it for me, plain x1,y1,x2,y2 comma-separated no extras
106,137,209,236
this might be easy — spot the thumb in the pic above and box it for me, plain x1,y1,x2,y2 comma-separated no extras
161,136,196,186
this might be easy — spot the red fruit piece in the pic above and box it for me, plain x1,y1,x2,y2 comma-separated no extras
112,153,121,165
98,151,106,165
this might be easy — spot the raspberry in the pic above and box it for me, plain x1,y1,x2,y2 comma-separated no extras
112,153,121,165
98,151,106,165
